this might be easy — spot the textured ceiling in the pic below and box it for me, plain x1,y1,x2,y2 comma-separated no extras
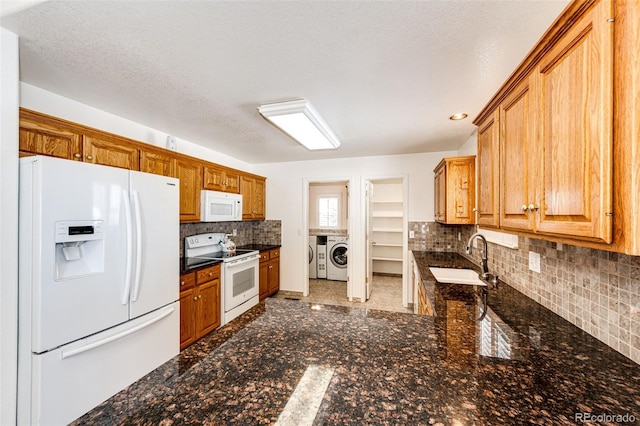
1,0,569,164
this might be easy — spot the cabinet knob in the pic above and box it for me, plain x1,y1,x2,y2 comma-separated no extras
74,153,82,159
472,208,478,213
528,204,538,212
198,295,202,300
193,296,198,301
209,272,213,276
521,204,528,212
181,281,185,286
86,155,93,160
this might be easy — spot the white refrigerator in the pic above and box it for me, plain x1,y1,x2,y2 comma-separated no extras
18,156,180,425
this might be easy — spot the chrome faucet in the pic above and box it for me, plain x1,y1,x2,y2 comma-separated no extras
466,232,490,279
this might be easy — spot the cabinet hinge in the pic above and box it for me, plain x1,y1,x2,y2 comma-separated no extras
365,277,369,283
606,212,614,216
607,18,614,23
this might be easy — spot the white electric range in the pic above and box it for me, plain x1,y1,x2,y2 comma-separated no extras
185,233,260,324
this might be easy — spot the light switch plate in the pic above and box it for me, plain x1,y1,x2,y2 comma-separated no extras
529,251,541,273
409,230,415,238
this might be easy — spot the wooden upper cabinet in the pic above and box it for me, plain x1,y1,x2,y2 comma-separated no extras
434,166,446,222
253,178,266,218
476,111,500,228
19,111,83,160
433,156,475,225
83,136,140,170
473,0,622,249
499,74,537,232
533,0,613,243
176,157,202,222
224,169,241,194
140,148,176,177
203,165,240,194
240,175,266,220
18,108,268,226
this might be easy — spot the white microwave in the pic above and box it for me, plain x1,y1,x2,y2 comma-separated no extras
201,190,242,222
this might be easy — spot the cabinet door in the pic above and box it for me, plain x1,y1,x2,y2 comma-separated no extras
446,158,475,224
259,260,269,300
500,75,536,231
176,158,202,222
240,175,254,219
477,112,500,227
203,165,225,191
83,136,140,170
268,258,280,296
534,0,613,242
253,178,266,219
19,114,83,160
179,288,197,350
140,149,175,177
196,279,220,338
434,166,445,222
224,170,241,194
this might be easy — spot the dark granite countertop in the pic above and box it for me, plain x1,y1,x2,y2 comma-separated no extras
180,244,279,274
237,243,281,252
73,251,640,425
180,257,222,275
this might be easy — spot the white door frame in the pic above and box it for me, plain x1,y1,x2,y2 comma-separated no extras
362,175,411,306
302,177,354,299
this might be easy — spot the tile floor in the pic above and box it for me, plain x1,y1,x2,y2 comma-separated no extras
274,275,413,314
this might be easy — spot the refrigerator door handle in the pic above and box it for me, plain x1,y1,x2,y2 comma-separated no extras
132,190,143,302
60,306,175,359
122,190,133,305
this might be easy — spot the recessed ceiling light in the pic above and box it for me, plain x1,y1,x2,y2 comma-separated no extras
449,113,468,121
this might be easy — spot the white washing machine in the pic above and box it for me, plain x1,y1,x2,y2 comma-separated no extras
316,236,327,279
327,236,348,281
309,235,317,279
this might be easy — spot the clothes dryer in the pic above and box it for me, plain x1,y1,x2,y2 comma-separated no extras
327,236,348,281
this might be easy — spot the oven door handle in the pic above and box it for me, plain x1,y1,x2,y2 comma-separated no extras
226,254,259,266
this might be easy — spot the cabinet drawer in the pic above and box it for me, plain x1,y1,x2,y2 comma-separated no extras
179,273,196,291
197,264,220,283
260,252,269,262
269,249,280,259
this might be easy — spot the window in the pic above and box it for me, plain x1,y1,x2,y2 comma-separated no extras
318,196,339,227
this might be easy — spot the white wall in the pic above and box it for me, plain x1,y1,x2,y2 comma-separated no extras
457,130,478,156
309,182,348,230
254,151,456,297
0,27,20,426
20,83,255,173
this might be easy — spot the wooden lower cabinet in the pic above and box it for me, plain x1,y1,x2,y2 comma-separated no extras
259,248,280,300
179,264,221,350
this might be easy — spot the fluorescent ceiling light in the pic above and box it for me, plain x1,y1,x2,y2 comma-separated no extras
258,99,340,150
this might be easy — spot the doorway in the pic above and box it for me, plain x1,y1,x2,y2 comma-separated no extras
306,180,350,301
365,177,409,307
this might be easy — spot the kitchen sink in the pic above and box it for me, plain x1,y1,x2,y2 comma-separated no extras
428,267,487,286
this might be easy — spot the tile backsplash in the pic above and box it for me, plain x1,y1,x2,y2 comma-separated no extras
411,221,640,365
179,220,281,256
